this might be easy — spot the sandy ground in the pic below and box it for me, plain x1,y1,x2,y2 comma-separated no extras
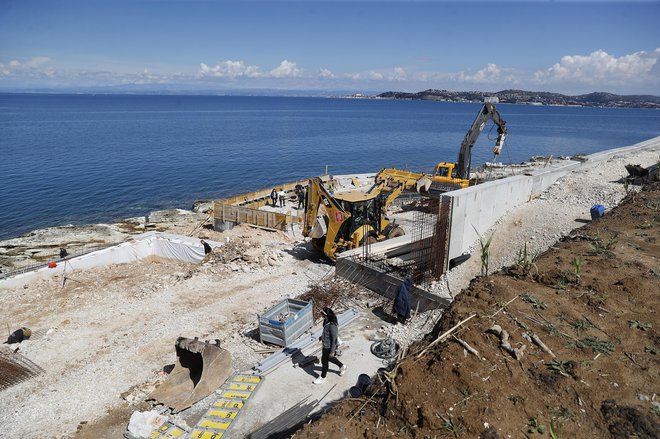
0,139,658,438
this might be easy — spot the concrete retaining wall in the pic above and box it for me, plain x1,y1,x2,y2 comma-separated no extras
446,136,660,261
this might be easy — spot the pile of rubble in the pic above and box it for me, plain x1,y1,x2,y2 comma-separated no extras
201,238,288,274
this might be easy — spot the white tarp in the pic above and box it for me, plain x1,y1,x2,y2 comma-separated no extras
0,232,220,289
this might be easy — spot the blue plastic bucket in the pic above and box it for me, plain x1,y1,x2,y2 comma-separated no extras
590,204,605,220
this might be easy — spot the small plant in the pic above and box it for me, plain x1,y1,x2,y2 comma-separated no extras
546,324,562,338
547,359,575,377
549,421,562,439
569,318,593,335
474,226,494,277
629,320,652,331
580,360,593,370
569,336,615,354
439,414,465,438
554,276,567,291
552,406,574,420
652,405,660,417
527,417,546,434
522,292,547,310
572,257,583,283
515,242,538,276
645,345,658,355
589,230,619,257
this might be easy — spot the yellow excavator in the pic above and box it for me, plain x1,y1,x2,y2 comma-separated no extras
377,102,507,191
303,177,406,261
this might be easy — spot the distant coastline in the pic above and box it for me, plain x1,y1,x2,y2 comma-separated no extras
3,89,659,109
341,89,660,109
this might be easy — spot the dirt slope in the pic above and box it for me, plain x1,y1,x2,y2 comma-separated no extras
296,184,659,438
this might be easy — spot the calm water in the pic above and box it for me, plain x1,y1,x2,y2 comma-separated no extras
1,94,659,240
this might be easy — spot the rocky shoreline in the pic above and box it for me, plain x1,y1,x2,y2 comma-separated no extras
0,208,210,273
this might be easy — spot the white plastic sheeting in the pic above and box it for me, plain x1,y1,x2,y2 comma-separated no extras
0,232,220,289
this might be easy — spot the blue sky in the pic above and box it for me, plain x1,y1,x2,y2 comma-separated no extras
1,0,658,95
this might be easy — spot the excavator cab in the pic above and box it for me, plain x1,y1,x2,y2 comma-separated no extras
334,191,382,246
433,162,454,178
303,177,405,260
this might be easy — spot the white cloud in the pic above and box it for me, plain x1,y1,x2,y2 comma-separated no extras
269,60,303,78
368,71,383,80
318,68,334,79
534,49,660,85
442,63,517,84
0,56,53,78
199,60,261,78
389,67,407,81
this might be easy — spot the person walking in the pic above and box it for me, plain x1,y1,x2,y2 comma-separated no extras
313,307,346,384
270,188,278,207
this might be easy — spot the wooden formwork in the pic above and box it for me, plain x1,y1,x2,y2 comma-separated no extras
213,178,316,231
213,202,303,231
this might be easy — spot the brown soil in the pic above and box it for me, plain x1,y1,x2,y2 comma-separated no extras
295,183,660,438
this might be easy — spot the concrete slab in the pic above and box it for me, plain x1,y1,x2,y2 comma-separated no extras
228,309,395,438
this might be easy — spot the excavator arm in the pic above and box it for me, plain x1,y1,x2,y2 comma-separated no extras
303,177,351,259
453,102,507,181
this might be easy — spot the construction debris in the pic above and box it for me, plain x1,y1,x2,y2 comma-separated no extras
148,337,232,413
0,349,44,391
487,324,526,360
5,327,32,344
125,410,168,439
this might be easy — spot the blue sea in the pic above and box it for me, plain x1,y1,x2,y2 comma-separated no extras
1,93,659,240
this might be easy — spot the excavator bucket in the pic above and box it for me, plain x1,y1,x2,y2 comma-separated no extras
416,176,433,193
149,337,232,413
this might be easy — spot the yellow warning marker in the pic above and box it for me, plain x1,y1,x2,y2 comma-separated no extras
165,428,184,438
198,419,232,430
148,423,185,438
214,399,244,410
190,430,223,439
208,409,238,419
222,391,251,399
234,376,262,383
228,383,256,391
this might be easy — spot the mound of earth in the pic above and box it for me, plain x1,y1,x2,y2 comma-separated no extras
296,183,659,438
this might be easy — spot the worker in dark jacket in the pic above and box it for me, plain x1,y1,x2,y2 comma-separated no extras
393,277,412,324
313,307,346,384
201,239,212,255
270,189,278,207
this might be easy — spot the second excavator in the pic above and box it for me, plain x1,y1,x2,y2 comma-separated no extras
377,101,508,191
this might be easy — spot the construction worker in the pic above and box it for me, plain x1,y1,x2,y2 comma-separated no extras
278,189,286,207
313,307,346,384
201,239,212,255
270,188,278,207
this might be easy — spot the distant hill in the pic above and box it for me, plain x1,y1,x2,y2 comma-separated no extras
377,89,660,109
